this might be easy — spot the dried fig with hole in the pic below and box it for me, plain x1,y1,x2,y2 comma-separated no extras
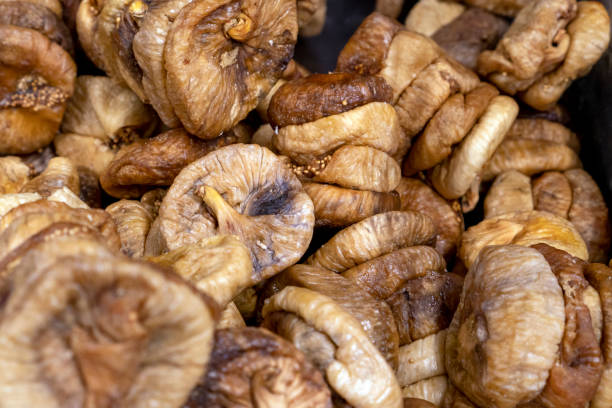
163,0,298,138
460,210,588,268
262,286,402,408
404,0,466,37
0,157,31,194
0,24,76,154
100,125,251,198
0,1,73,53
147,235,253,307
20,156,80,198
152,144,314,283
430,95,519,200
0,235,218,408
183,327,332,408
55,75,158,176
260,264,400,369
106,199,152,258
396,178,462,262
522,2,610,111
446,245,566,408
303,183,400,228
307,211,436,273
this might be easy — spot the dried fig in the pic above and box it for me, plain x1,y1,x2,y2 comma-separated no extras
402,376,448,407
297,0,326,36
0,157,31,194
522,2,611,111
504,118,580,152
152,144,314,282
262,286,402,408
164,0,298,138
446,245,565,408
404,398,437,408
20,156,80,198
404,0,466,37
430,95,519,200
106,199,152,258
0,1,73,53
0,193,41,219
261,264,400,369
397,330,447,387
484,170,533,218
147,235,253,307
47,186,89,209
303,182,400,228
454,0,531,17
183,327,332,408
100,125,251,198
0,235,218,408
460,210,588,268
482,139,582,181
395,178,463,262
218,301,246,329
55,75,158,176
0,24,76,154
565,169,610,263
307,211,436,273
478,0,577,80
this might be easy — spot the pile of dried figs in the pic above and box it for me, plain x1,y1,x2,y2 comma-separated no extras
0,0,611,406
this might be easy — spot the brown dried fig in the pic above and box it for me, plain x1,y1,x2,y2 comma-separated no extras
504,118,580,152
522,2,611,111
147,235,253,307
262,286,403,408
460,210,588,267
565,169,610,263
106,199,152,258
0,193,41,219
100,125,251,198
395,178,463,262
164,0,298,138
0,235,218,408
455,0,531,17
303,183,400,228
446,245,565,408
183,327,332,408
307,211,436,273
218,301,246,329
298,0,326,36
0,24,75,154
152,144,314,282
532,172,573,218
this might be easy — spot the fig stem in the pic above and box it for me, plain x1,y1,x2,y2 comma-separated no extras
199,186,242,230
225,13,253,42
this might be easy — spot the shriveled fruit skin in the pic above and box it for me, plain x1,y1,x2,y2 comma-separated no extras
183,327,332,408
0,236,218,408
484,171,533,218
156,144,314,282
446,245,565,408
532,171,573,219
164,0,298,139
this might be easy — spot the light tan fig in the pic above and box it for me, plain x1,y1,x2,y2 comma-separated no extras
404,0,465,36
0,157,31,194
106,200,152,258
484,170,533,218
20,157,80,198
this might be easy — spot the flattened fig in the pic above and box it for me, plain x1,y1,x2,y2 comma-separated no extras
532,171,573,218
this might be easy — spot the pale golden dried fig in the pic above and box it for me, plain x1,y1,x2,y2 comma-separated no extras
484,170,533,218
106,199,152,258
404,0,465,36
403,376,448,407
446,245,565,408
0,193,41,219
183,327,332,408
262,286,402,408
0,157,31,194
307,211,436,273
147,235,253,307
218,301,246,329
153,144,314,282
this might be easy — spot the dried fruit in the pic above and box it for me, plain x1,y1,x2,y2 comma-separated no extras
106,199,152,258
